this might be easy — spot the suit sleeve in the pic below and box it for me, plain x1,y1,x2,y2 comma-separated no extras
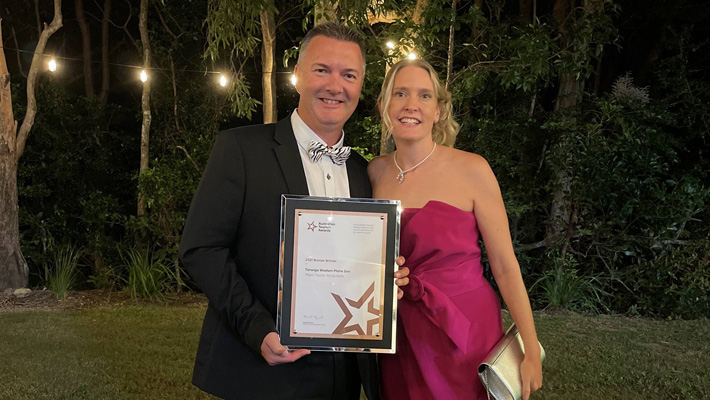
179,131,275,354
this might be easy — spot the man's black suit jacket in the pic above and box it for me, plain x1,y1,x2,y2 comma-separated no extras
179,116,378,400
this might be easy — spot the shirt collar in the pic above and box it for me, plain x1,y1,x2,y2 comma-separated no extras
291,109,345,151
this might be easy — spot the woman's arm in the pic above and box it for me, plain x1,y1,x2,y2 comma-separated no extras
467,154,543,399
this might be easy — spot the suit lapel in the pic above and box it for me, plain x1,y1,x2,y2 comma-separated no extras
273,115,309,195
347,155,372,199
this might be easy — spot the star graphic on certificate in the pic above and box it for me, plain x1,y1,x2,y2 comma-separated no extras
306,221,316,231
331,282,381,336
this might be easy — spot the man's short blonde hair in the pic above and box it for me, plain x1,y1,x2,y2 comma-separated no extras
297,22,366,71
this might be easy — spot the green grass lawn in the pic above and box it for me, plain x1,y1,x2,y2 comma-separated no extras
529,313,709,400
1,306,708,400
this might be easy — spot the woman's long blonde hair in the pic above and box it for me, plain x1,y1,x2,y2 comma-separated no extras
378,59,460,147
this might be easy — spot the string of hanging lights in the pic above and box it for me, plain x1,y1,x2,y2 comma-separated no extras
1,39,417,89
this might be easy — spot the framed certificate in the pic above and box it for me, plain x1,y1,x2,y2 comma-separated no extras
277,195,400,353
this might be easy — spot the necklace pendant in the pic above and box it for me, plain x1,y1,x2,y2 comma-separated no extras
393,142,436,184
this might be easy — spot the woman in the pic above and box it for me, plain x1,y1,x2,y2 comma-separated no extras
369,59,543,400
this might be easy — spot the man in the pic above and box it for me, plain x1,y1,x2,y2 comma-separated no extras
179,23,407,400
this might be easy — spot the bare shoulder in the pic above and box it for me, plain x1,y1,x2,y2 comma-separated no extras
442,147,494,180
461,151,504,203
367,154,391,183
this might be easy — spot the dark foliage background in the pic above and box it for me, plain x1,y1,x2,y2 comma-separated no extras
4,0,708,317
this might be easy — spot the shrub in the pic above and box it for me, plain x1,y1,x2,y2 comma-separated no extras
530,252,612,314
43,247,82,300
626,238,710,319
87,264,121,291
121,248,175,300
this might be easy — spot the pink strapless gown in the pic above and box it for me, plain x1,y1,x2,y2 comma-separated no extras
381,201,504,400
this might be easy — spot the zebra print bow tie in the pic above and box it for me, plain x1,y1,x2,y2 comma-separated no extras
307,140,351,166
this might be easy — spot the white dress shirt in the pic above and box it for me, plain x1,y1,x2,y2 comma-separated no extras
291,110,351,197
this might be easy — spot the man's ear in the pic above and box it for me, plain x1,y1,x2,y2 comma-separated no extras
293,64,301,93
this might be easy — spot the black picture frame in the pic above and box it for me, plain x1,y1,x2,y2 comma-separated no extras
277,195,400,353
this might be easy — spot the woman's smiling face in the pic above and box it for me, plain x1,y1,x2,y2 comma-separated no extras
387,65,441,143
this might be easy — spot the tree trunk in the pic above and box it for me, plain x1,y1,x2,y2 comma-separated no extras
99,0,112,106
16,0,64,160
547,0,574,247
314,1,338,24
11,27,28,79
169,56,181,133
0,152,25,292
446,0,458,89
519,0,532,24
0,1,63,291
368,9,397,24
472,0,484,41
137,0,151,216
0,22,25,291
556,73,581,110
548,0,604,253
412,0,429,24
260,4,276,124
34,0,42,37
553,0,582,111
75,0,94,97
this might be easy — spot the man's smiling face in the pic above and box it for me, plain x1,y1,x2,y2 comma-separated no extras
294,35,364,141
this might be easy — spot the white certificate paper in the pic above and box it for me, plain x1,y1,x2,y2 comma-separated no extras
291,210,387,340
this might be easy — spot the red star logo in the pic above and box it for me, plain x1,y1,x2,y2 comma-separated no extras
331,283,381,336
307,222,316,231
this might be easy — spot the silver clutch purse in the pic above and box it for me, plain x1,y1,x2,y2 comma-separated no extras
477,324,545,400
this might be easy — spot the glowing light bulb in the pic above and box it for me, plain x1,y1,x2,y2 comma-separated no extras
290,74,297,86
48,58,57,72
386,41,395,49
407,52,417,60
140,69,148,82
219,74,228,87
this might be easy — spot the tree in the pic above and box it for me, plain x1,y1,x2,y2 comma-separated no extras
260,1,277,123
445,0,458,89
75,0,94,97
519,0,532,24
99,0,112,106
0,0,63,290
314,0,338,24
137,0,152,216
204,0,277,121
547,0,607,255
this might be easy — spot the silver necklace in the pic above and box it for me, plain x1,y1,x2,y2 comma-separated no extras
394,142,437,183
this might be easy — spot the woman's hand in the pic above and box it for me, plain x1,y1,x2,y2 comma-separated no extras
520,353,542,400
394,256,409,299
